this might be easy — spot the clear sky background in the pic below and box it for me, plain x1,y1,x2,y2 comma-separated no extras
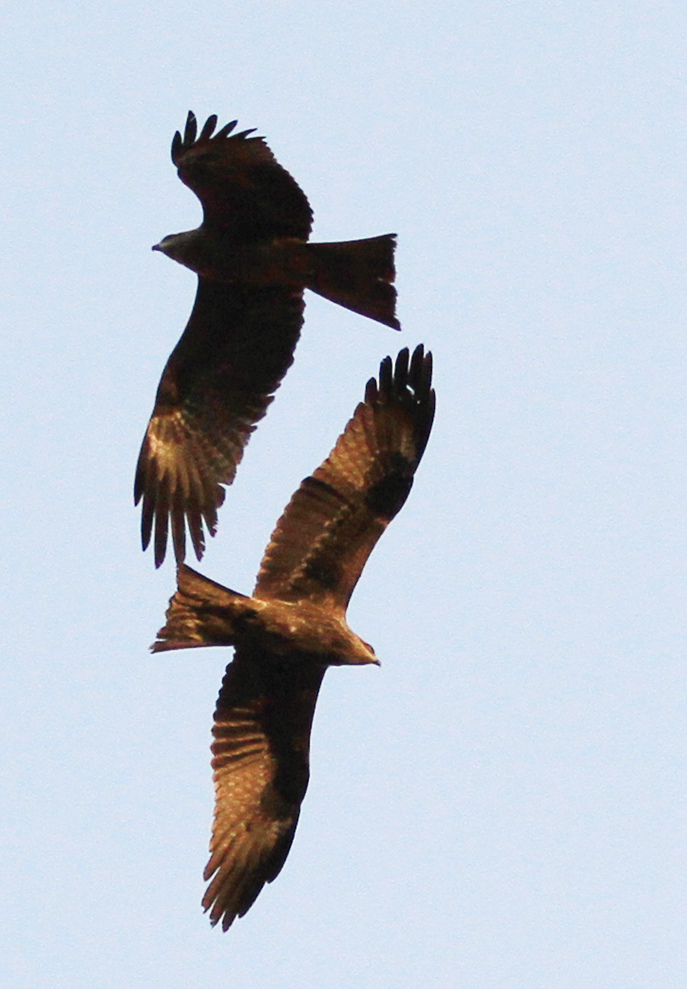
2,2,686,987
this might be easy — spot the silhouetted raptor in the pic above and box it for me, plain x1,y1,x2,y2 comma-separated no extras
136,112,399,566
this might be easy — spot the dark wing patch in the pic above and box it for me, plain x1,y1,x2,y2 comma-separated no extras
202,648,325,931
135,281,305,566
254,345,435,608
364,460,415,519
172,111,313,241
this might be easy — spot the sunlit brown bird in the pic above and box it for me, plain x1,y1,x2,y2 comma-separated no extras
135,112,399,567
153,345,435,930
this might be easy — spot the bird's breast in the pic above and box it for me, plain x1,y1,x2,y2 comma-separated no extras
198,237,312,286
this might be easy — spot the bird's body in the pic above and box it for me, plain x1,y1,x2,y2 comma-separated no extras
154,231,313,285
156,566,377,667
154,229,396,312
136,112,399,567
154,345,435,930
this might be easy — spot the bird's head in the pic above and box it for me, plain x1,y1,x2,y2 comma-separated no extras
302,617,379,668
342,631,379,667
152,230,203,271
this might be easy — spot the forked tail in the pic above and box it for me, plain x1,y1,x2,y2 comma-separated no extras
305,234,399,329
152,564,253,653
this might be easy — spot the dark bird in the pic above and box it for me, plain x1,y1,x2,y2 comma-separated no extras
153,345,435,930
135,112,399,567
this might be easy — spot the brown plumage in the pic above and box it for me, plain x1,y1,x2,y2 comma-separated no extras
135,112,399,567
153,345,435,930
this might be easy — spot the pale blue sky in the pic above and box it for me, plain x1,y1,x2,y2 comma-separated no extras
2,2,686,986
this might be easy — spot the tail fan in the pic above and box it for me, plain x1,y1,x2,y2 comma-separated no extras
305,234,399,329
152,564,252,653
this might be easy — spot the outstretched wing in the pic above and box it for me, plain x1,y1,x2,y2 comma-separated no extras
203,648,325,931
135,281,304,567
172,112,313,241
254,345,435,608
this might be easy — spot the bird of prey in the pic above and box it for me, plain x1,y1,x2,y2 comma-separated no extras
153,345,435,930
135,111,400,567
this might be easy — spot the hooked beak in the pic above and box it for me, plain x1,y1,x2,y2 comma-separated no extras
362,639,380,666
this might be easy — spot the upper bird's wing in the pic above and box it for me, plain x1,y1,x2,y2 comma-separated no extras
172,112,313,240
135,280,305,566
254,344,435,609
202,646,325,931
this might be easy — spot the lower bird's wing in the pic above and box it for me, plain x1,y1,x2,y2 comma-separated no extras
135,280,304,567
254,345,435,609
202,647,325,931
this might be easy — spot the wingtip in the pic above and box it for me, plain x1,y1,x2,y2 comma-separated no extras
199,114,218,142
232,127,258,141
373,343,434,412
215,119,238,139
184,111,197,143
173,113,256,156
394,346,410,388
